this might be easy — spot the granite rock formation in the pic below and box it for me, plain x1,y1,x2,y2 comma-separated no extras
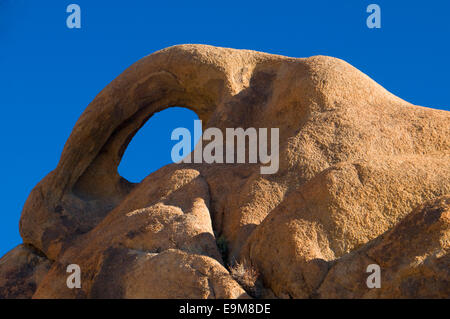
1,44,449,298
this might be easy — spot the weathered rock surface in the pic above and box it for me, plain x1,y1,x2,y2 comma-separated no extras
34,248,248,299
241,157,450,298
317,195,449,298
0,244,51,299
0,44,449,298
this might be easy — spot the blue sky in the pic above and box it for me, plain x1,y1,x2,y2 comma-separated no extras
0,0,449,257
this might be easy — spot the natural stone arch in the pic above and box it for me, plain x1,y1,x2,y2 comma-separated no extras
13,45,449,300
19,44,275,259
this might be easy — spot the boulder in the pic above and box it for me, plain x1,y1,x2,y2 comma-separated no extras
317,195,450,298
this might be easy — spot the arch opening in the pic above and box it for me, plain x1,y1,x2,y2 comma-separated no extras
118,107,201,183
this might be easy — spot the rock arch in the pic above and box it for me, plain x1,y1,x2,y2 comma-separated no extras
19,44,280,259
12,44,449,299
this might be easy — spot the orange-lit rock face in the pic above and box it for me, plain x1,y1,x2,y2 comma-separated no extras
1,45,449,298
